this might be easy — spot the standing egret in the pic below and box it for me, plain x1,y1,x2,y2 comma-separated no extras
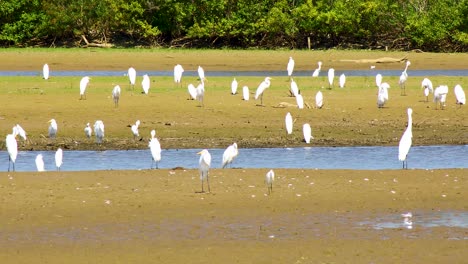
141,74,150,95
187,83,197,100
454,84,466,106
112,85,121,107
434,85,449,110
55,148,63,171
303,123,313,144
35,154,45,172
312,61,322,77
48,119,58,138
375,74,383,88
15,124,27,141
242,86,250,101
222,143,239,168
6,132,18,172
398,108,413,169
421,78,433,102
231,78,238,95
315,91,323,109
198,66,206,81
79,76,90,100
196,81,205,107
265,169,275,195
296,93,304,109
149,130,161,169
128,67,137,89
197,149,211,193
287,57,295,79
131,120,140,139
327,68,335,89
43,64,50,80
174,64,184,87
94,120,105,144
84,123,92,138
377,82,390,108
339,73,346,88
254,77,272,106
285,112,293,135
290,79,299,97
399,61,411,96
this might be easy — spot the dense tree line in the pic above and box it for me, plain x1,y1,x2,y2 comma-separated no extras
1,0,467,51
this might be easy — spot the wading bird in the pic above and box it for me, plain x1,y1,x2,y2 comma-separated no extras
6,131,18,172
14,124,27,141
285,112,293,135
128,67,136,89
375,74,383,88
222,143,239,168
198,66,206,81
112,85,121,107
265,169,275,195
196,81,205,107
43,64,49,80
287,57,295,79
296,93,304,109
35,154,45,172
48,119,58,138
55,148,63,171
434,85,449,110
174,64,184,87
187,83,197,100
94,120,105,144
290,78,299,97
149,130,161,169
79,76,90,100
84,123,92,138
231,78,238,95
255,77,272,106
303,123,313,144
377,82,390,108
454,84,466,106
315,91,323,109
242,86,249,101
399,61,411,96
141,74,150,95
398,108,413,169
131,120,140,139
421,78,433,102
197,149,211,193
339,73,346,88
312,61,322,77
327,68,335,89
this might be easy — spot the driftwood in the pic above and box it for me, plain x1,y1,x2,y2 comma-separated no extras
339,56,407,64
81,35,114,48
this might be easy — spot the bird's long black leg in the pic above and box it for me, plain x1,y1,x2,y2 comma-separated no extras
207,174,210,193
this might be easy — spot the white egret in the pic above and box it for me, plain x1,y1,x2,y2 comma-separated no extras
265,169,275,195
174,64,184,87
131,120,140,139
84,123,92,138
327,68,335,89
434,85,449,110
187,83,197,100
196,81,205,107
421,78,433,102
290,78,299,97
312,61,322,77
399,60,411,96
6,132,18,172
303,123,313,144
55,148,63,171
35,154,45,172
141,74,150,95
79,76,90,100
112,85,121,107
375,74,383,87
222,143,239,168
287,57,295,78
255,77,272,106
48,119,58,138
339,73,346,88
315,91,323,109
231,78,238,95
296,93,304,109
454,84,466,106
285,112,293,135
398,108,413,169
14,124,27,140
128,67,137,89
94,120,105,144
149,130,161,169
197,149,211,193
198,66,206,81
242,86,250,101
377,82,390,108
43,64,50,80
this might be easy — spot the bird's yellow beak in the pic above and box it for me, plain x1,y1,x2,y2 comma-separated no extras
47,120,52,123
197,151,202,155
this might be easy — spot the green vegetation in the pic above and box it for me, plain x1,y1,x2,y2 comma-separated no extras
0,0,467,51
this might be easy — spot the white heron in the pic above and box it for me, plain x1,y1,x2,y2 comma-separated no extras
454,84,466,106
327,68,335,89
231,78,238,95
265,169,275,195
375,74,383,87
434,85,449,110
398,108,413,169
48,119,58,138
14,124,27,141
303,123,313,144
112,85,121,107
43,64,49,80
198,66,206,81
377,82,390,108
141,74,150,95
287,57,295,78
55,148,63,171
35,154,45,172
285,112,293,135
296,93,304,109
242,86,250,101
399,60,411,96
6,132,18,172
149,130,161,169
197,149,211,193
421,78,433,102
312,61,322,77
255,77,272,106
128,67,137,89
222,142,239,168
315,91,323,109
174,64,184,87
94,120,105,144
339,73,346,88
131,120,140,139
79,76,90,100
290,79,299,97
84,123,92,138
196,81,205,107
187,83,198,100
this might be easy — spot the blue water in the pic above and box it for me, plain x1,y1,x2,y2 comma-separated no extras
2,145,467,172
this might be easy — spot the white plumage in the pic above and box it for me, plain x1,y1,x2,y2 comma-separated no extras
174,64,184,85
285,112,293,135
48,119,58,138
265,169,275,195
315,91,323,109
454,84,466,105
198,149,211,192
196,81,205,106
112,85,121,107
15,124,27,140
434,85,449,110
339,73,346,88
303,123,313,144
399,61,411,96
6,133,18,172
43,64,49,80
94,120,105,144
198,66,206,81
242,86,250,101
79,76,90,99
141,74,150,94
55,148,63,171
398,108,413,169
290,79,299,97
375,74,383,87
312,61,322,77
287,57,295,77
255,77,272,105
377,82,390,108
128,67,137,87
149,130,162,169
421,78,433,101
188,83,198,100
131,120,140,139
231,78,238,95
35,154,45,172
296,93,304,109
222,143,239,168
327,68,335,88
84,123,92,138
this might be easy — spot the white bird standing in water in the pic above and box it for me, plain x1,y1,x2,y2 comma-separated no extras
48,119,58,138
454,84,466,106
149,130,161,169
399,61,411,96
377,82,390,108
265,169,275,195
312,61,322,77
94,120,105,144
287,57,295,78
303,123,313,144
398,108,413,169
222,143,239,168
327,68,335,89
198,66,206,81
290,79,299,97
84,123,92,138
255,77,272,106
128,67,136,89
35,154,45,172
285,112,293,135
131,120,140,139
339,73,346,88
242,86,250,101
315,91,323,109
197,149,211,193
141,74,150,94
6,131,18,172
174,64,184,87
55,148,63,171
434,85,449,110
112,85,121,107
43,64,50,80
79,76,90,100
421,78,433,102
231,78,238,95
